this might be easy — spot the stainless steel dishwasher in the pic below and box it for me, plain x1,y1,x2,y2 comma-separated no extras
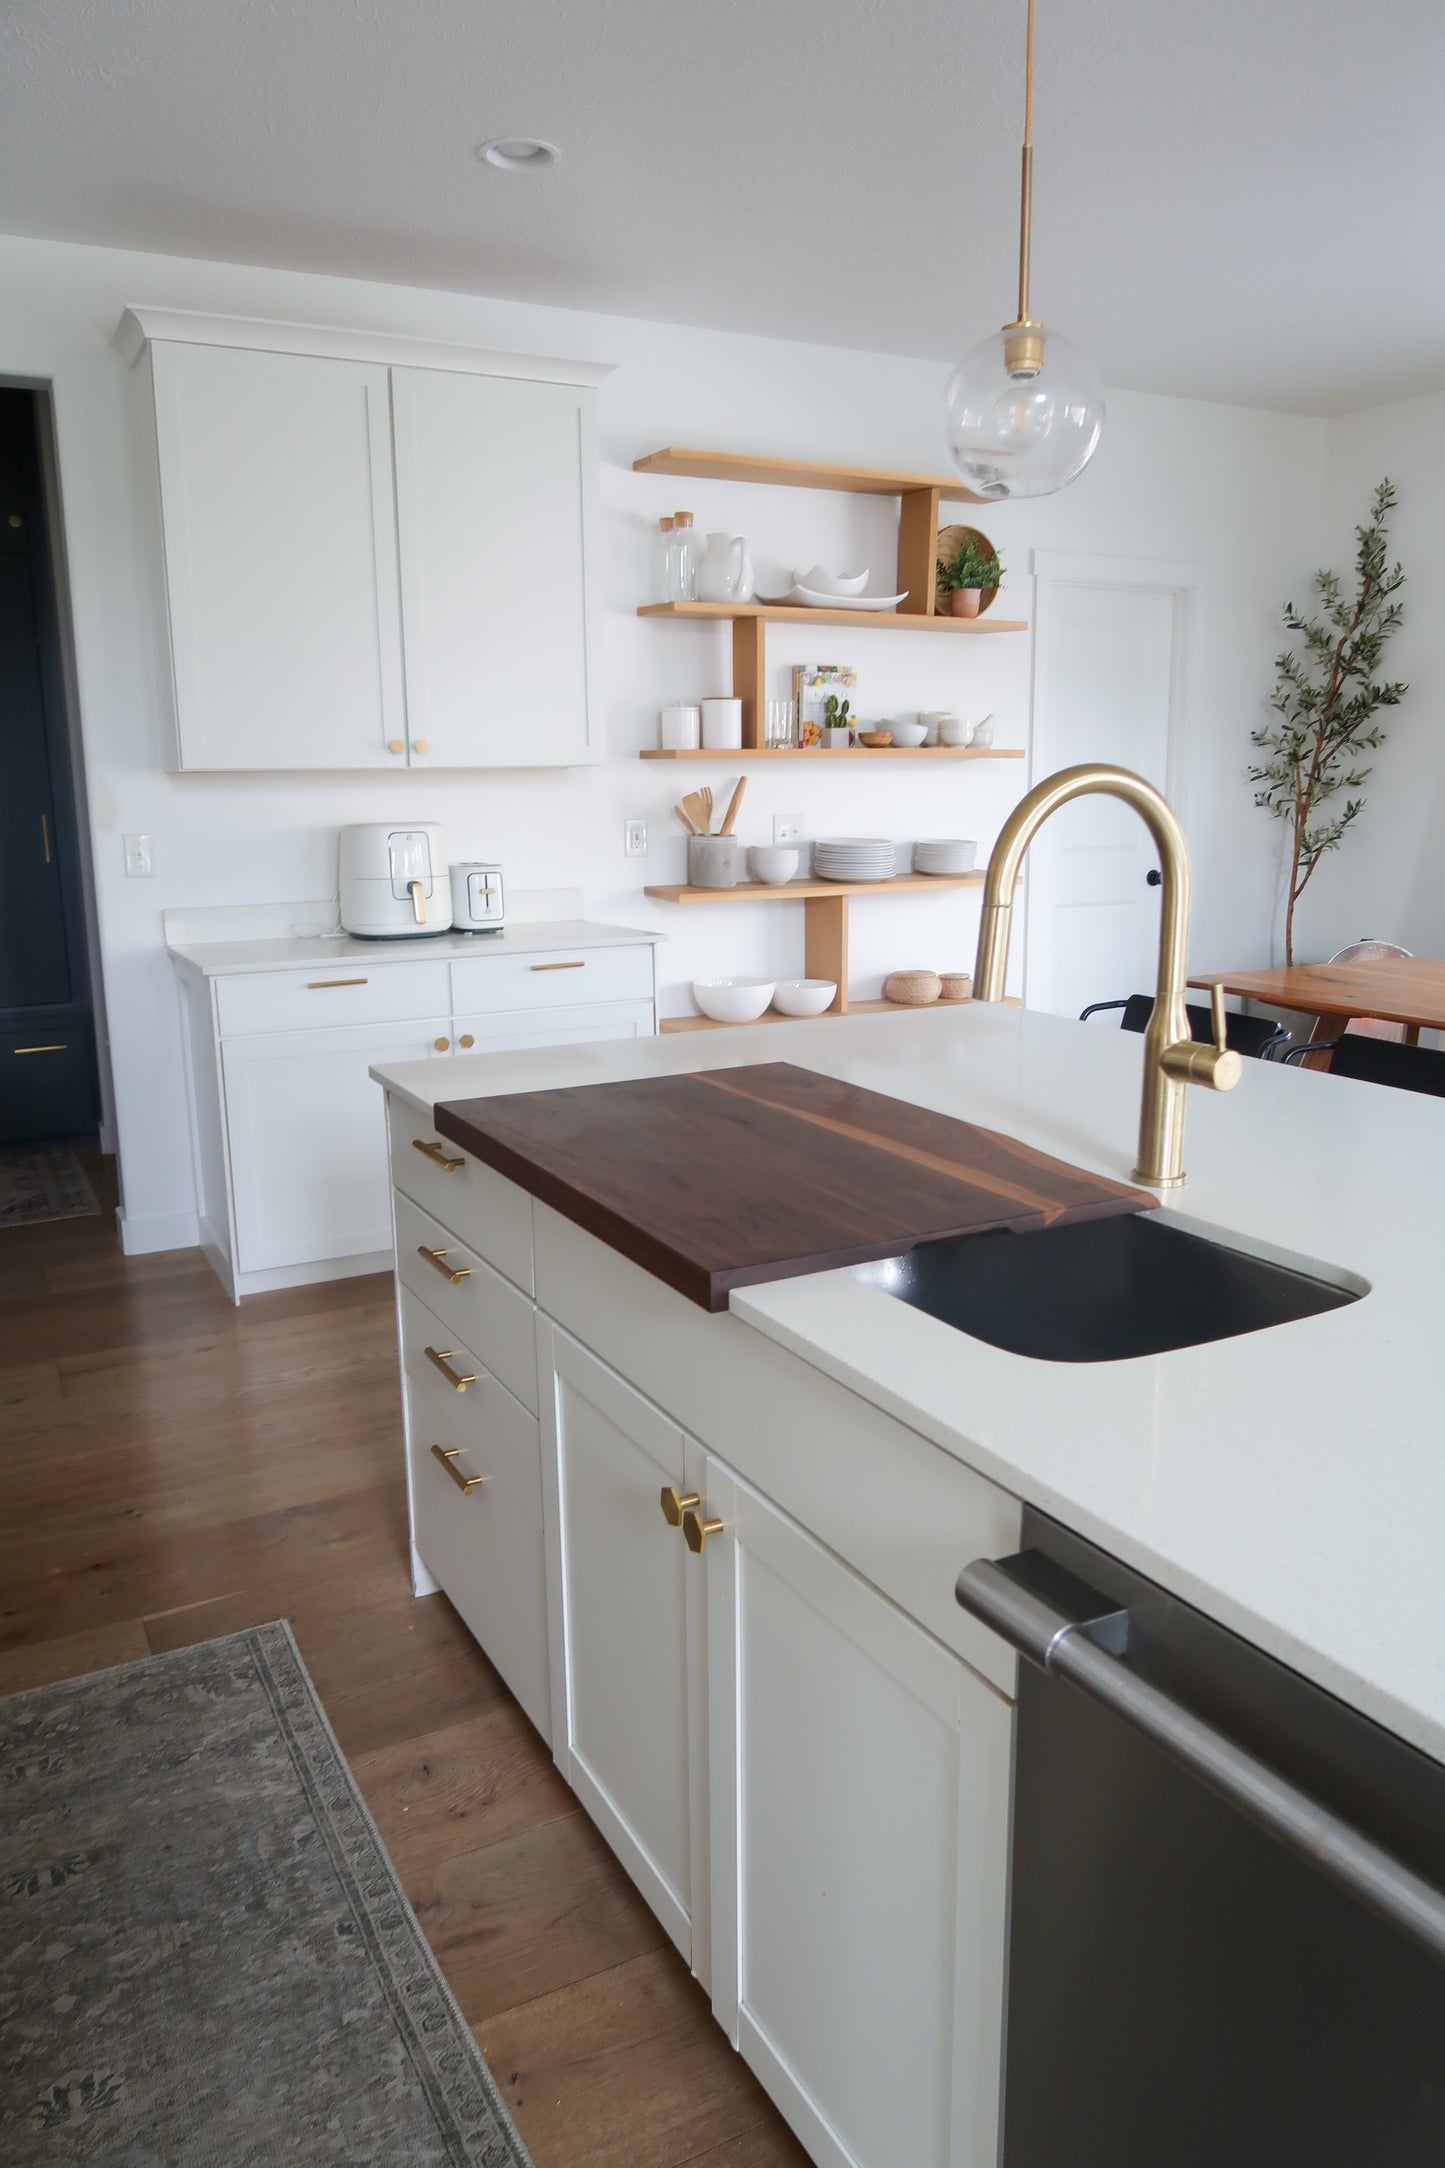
958,1508,1445,2166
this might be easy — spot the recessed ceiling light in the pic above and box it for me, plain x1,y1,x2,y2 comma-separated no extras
476,137,561,173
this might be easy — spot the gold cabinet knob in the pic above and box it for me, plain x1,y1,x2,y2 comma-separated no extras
387,739,404,754
682,1507,723,1553
459,1033,475,1049
660,1486,700,1528
413,739,430,755
434,1036,450,1052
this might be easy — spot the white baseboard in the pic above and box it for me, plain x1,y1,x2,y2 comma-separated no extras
117,1206,201,1255
230,1249,393,1299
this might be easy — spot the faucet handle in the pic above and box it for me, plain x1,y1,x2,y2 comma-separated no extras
1162,989,1242,1094
1210,981,1229,1056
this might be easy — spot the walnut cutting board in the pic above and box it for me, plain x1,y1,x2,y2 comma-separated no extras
434,1062,1157,1313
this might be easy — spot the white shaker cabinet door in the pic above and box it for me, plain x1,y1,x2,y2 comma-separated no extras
149,341,407,771
391,367,599,767
222,1019,452,1274
539,1324,708,1975
705,1461,1012,2168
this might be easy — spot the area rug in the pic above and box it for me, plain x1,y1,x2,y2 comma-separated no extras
0,1146,100,1228
0,1622,532,2166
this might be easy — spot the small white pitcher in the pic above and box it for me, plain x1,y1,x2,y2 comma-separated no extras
696,532,754,604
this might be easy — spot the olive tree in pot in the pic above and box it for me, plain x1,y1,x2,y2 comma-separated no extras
1248,479,1407,967
937,535,1003,618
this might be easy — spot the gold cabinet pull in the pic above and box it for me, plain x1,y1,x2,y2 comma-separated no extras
660,1486,700,1528
14,1043,67,1055
308,977,368,990
682,1508,724,1554
531,960,585,972
434,1037,450,1052
424,1346,476,1391
431,1443,489,1496
41,812,52,864
418,1244,471,1286
387,739,404,754
412,1138,464,1172
413,739,430,755
459,1034,475,1049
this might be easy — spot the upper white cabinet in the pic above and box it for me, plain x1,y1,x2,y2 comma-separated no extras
391,369,599,768
116,307,611,772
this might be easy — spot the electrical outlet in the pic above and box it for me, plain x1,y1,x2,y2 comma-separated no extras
773,814,801,846
123,832,153,878
623,816,648,859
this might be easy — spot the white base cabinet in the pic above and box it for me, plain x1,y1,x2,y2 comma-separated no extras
387,1131,1020,2168
539,1324,710,1978
704,1458,1011,2168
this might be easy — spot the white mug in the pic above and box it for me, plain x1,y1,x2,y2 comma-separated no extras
701,696,743,749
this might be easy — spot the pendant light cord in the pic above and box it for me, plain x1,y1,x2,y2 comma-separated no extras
1017,0,1035,325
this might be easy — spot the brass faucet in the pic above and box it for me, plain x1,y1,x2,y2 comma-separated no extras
973,764,1241,1188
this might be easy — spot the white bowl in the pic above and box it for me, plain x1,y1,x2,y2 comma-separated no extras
772,978,837,1018
794,563,869,598
888,719,928,748
692,976,775,1023
747,845,800,886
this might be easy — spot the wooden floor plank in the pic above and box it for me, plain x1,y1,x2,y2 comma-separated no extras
0,1181,804,2167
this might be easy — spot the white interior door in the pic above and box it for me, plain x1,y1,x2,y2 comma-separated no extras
1025,560,1194,1017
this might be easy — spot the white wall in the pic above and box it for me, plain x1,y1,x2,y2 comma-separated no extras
0,233,1327,1250
1310,389,1444,961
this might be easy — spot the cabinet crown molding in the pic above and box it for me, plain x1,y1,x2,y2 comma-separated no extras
112,304,614,388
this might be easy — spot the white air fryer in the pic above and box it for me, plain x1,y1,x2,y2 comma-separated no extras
338,824,453,939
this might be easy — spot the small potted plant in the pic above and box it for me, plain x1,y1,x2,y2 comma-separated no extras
937,535,1003,618
822,692,852,748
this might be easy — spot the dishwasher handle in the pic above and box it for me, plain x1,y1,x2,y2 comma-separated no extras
958,1552,1445,1969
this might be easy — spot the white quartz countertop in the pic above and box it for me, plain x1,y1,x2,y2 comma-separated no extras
168,917,661,979
372,1005,1445,1766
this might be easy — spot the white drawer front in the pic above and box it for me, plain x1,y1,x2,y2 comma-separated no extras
408,1388,550,1741
400,1285,544,1522
450,943,653,1016
218,960,452,1036
395,1190,537,1414
451,1000,655,1056
387,1091,533,1294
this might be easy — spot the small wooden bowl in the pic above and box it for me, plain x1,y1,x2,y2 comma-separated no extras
939,972,973,1002
883,970,942,1007
858,730,894,748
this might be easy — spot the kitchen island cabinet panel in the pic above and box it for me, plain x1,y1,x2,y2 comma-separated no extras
388,1093,536,1296
540,1324,709,1975
395,1189,538,1414
705,1460,1011,2168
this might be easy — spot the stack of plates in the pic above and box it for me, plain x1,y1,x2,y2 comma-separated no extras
814,837,897,883
913,838,978,877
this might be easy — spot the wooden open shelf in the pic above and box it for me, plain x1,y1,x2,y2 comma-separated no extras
645,870,1003,1020
644,873,984,905
634,448,985,500
638,600,1024,634
641,745,1022,763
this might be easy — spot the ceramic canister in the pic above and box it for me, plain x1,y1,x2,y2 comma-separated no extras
701,696,744,750
660,703,702,750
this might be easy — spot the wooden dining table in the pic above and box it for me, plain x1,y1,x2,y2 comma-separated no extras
1189,958,1445,1046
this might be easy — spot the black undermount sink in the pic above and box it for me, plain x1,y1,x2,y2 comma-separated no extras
857,1211,1361,1363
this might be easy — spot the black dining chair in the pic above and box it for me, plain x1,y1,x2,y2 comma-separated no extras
1080,994,1288,1061
1280,1034,1445,1097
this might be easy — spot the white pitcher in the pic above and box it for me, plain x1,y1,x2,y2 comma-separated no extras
696,532,754,604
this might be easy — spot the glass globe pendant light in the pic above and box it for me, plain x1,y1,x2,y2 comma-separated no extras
943,0,1105,499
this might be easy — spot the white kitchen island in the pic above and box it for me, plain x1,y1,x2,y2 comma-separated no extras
372,1004,1445,2168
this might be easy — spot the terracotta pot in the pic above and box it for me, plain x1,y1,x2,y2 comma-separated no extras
947,588,984,619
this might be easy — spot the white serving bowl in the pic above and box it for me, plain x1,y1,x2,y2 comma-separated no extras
692,977,775,1023
747,845,800,886
771,978,838,1018
794,563,869,598
888,718,928,748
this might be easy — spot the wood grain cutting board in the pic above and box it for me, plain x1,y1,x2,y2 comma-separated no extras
434,1062,1157,1313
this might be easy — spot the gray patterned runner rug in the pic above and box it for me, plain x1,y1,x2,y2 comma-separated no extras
0,1622,532,2165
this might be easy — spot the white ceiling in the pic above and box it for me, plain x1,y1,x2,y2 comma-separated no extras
2,0,1443,415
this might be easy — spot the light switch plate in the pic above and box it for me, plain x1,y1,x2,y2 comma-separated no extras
123,832,153,878
773,814,801,846
624,816,648,858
